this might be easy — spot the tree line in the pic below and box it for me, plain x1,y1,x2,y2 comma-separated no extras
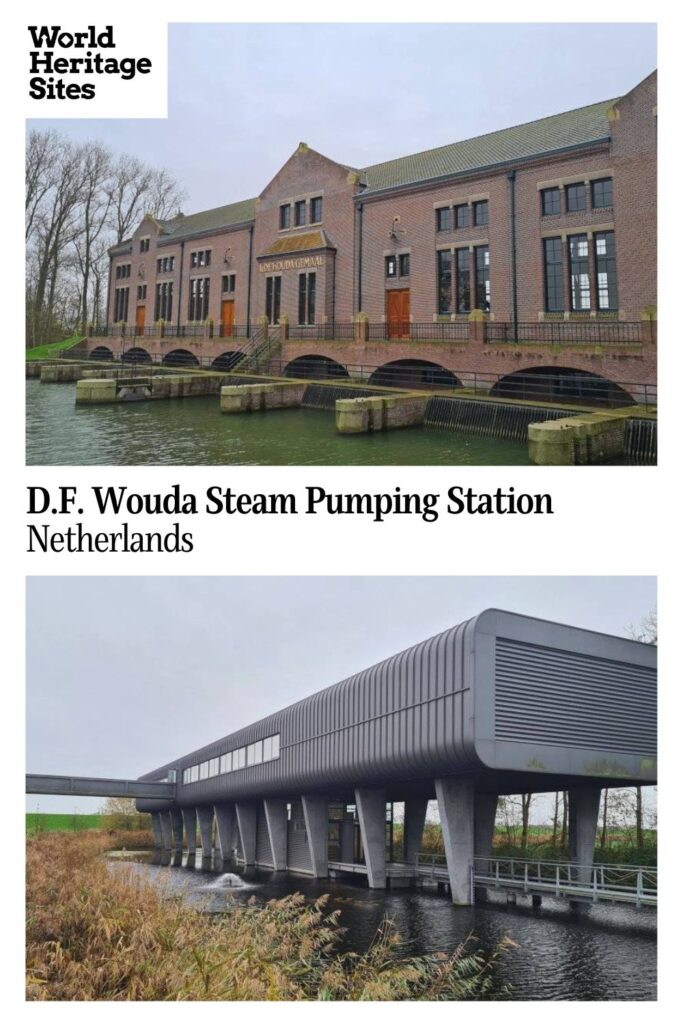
26,128,187,346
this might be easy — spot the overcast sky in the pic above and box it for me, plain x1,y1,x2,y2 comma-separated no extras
29,22,656,214
26,576,656,817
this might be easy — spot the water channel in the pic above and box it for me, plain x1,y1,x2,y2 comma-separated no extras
27,380,530,465
108,851,656,1000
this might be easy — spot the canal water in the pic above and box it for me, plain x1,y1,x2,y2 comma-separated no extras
26,380,530,465
108,852,656,1000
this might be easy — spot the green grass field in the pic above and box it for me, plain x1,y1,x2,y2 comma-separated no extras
25,335,85,361
27,813,105,834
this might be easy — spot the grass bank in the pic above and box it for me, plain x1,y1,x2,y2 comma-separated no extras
26,832,512,1001
26,335,85,361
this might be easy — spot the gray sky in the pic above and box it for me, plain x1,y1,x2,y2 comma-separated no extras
26,576,656,816
29,23,656,214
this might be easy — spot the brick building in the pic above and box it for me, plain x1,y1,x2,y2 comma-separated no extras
100,71,656,399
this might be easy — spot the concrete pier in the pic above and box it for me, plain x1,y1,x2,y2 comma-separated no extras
214,803,237,864
181,807,197,855
336,393,428,433
435,778,475,905
568,786,602,883
355,787,387,889
75,372,224,404
403,797,428,862
528,411,630,465
235,802,257,866
220,381,306,413
150,812,163,851
159,810,174,853
196,806,214,860
170,809,184,854
263,799,288,870
301,795,329,878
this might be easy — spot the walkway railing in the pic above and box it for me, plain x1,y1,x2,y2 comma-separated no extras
485,321,643,345
471,856,657,907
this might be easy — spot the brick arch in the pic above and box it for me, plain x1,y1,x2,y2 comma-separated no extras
161,348,199,367
489,365,637,407
368,359,461,390
283,354,349,379
211,351,246,371
89,345,113,361
121,346,152,364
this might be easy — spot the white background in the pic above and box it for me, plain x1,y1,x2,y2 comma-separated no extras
3,0,681,1018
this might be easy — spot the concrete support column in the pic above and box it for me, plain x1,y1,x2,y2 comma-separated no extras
301,795,329,878
235,801,257,866
263,799,288,870
568,786,601,883
159,810,173,853
196,806,215,861
474,793,498,863
355,787,387,889
340,814,355,863
170,809,184,853
403,797,428,864
181,807,197,855
214,803,237,865
435,778,474,905
150,812,163,851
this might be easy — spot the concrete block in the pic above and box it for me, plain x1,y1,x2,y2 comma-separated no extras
75,378,117,404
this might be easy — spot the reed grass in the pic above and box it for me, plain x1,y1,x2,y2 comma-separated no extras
26,831,512,1001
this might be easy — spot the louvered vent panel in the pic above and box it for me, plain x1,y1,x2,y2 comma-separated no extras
495,638,656,755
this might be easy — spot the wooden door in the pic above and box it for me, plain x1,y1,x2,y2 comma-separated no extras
221,299,235,337
386,289,410,339
135,305,145,335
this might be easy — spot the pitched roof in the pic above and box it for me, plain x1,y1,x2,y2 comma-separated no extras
260,230,333,257
360,98,617,193
159,197,256,239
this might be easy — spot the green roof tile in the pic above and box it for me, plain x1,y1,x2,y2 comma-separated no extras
359,98,617,193
160,197,257,239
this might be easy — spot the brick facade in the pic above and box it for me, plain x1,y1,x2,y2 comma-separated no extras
102,72,656,391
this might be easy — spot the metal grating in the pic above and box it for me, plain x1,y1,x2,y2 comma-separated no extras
494,637,656,755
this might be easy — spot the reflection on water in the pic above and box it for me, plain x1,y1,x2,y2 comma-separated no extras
108,851,656,1000
26,380,530,466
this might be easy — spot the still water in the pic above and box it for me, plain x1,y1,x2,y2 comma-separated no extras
108,852,656,1001
26,380,530,465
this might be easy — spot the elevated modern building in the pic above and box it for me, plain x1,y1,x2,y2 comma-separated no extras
88,71,657,403
136,610,657,904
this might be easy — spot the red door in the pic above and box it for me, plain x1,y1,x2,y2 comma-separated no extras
135,305,146,336
221,300,235,337
386,289,410,339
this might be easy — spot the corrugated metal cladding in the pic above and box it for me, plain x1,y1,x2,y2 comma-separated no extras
287,801,312,873
256,805,273,867
140,616,480,803
494,638,657,756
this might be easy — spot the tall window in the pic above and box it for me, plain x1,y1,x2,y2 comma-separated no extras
294,200,306,226
310,196,323,222
437,250,452,313
543,237,564,312
156,255,174,273
188,277,210,320
115,263,131,280
279,204,291,229
594,231,618,310
222,274,236,293
565,182,587,212
266,275,281,324
456,248,471,313
114,287,129,321
475,246,490,311
568,234,590,310
591,178,613,209
190,249,211,268
455,204,469,229
136,284,147,301
155,281,173,321
139,237,150,253
473,200,489,226
436,207,451,232
398,253,410,277
541,188,561,216
298,272,316,324
385,255,397,278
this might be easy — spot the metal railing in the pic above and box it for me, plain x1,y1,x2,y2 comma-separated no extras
287,322,355,341
471,856,657,907
486,320,643,345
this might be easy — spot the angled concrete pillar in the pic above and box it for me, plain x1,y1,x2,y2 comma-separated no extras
170,809,184,853
159,810,173,853
435,778,474,905
235,801,257,866
181,807,197,855
568,786,601,883
474,793,498,861
214,803,237,864
150,812,163,851
340,814,354,863
263,799,288,870
355,787,387,889
196,806,215,862
301,795,329,878
403,797,428,863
